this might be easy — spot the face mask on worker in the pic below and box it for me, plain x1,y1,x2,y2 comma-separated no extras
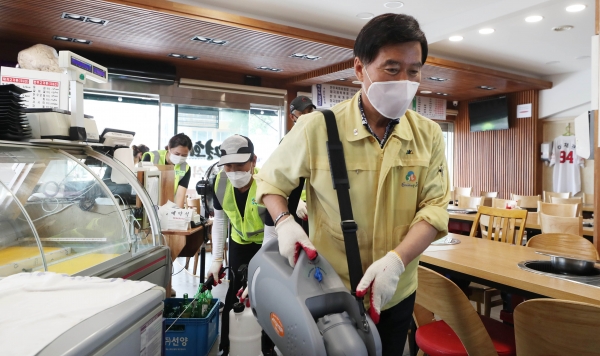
169,153,187,165
226,166,253,188
362,66,420,119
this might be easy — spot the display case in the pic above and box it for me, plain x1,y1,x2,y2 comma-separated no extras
0,141,170,287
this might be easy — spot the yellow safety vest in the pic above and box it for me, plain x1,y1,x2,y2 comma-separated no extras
142,150,190,192
214,168,267,244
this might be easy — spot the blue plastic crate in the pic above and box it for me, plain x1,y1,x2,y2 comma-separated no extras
163,298,219,356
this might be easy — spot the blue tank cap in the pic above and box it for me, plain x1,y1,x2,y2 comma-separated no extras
314,267,323,282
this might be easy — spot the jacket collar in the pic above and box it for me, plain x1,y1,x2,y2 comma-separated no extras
345,91,414,143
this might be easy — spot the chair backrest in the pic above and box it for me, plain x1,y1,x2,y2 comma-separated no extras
526,233,599,261
491,198,518,209
583,193,594,205
514,299,600,356
511,194,541,209
454,186,472,198
537,202,579,218
471,206,528,244
416,266,498,356
543,191,571,203
480,191,498,198
458,195,482,209
551,197,583,216
539,212,583,236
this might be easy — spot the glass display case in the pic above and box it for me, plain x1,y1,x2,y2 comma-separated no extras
0,141,169,286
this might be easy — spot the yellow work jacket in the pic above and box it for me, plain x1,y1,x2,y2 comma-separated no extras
255,92,450,310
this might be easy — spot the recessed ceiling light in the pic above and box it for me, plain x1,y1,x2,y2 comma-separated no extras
191,36,228,45
169,53,197,60
256,66,283,72
290,53,321,61
384,1,404,8
427,76,449,82
85,17,107,25
352,80,362,85
53,35,91,44
576,55,590,60
553,25,574,31
62,13,84,21
525,15,544,23
566,4,586,12
62,12,108,25
420,90,432,94
53,36,71,41
478,86,496,90
436,93,449,96
357,12,374,19
449,35,463,42
338,78,347,81
479,28,495,35
545,61,560,65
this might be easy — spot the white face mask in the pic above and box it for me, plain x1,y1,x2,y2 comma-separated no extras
226,168,253,188
363,67,420,119
169,153,187,165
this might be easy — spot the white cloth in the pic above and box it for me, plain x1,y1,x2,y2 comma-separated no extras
296,199,308,220
549,135,584,195
0,272,156,356
211,209,229,262
356,251,405,324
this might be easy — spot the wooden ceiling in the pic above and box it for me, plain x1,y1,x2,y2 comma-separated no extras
0,0,552,100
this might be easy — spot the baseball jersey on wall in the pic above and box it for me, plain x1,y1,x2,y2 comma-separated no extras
549,135,584,195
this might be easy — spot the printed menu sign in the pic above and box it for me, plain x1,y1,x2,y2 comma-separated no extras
1,67,67,109
312,84,360,108
412,96,447,121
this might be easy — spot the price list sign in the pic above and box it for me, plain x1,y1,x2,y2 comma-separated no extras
412,96,447,121
1,67,65,109
312,84,360,108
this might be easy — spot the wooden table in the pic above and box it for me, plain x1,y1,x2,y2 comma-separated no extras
421,234,600,306
448,210,594,237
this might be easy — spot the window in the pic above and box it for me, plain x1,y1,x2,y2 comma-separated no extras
162,103,284,189
437,122,454,189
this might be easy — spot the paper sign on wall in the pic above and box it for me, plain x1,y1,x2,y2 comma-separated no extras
411,96,447,121
516,103,532,118
312,84,359,108
0,67,68,109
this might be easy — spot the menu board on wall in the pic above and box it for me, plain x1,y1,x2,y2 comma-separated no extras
412,96,447,121
0,67,68,109
312,84,360,108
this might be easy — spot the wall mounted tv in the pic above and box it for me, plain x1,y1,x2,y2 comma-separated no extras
468,96,509,132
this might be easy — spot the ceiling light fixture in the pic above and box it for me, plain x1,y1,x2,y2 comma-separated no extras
356,12,374,19
427,76,449,82
53,35,92,44
191,36,229,45
478,86,496,90
61,12,108,25
479,28,495,35
436,93,449,96
552,25,574,31
384,1,404,8
525,15,544,23
566,4,586,12
420,90,432,94
449,35,463,42
256,66,283,72
290,53,321,60
169,53,198,60
338,78,347,81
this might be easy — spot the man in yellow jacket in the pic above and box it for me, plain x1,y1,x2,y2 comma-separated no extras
255,13,450,355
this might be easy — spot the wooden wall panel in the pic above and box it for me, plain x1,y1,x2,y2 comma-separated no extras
453,90,539,199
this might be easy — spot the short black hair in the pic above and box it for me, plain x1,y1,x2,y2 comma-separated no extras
168,133,193,150
354,13,428,66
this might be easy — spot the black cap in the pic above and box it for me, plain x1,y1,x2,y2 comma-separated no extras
233,302,245,313
290,96,316,114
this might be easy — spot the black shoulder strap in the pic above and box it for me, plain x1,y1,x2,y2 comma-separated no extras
320,109,365,301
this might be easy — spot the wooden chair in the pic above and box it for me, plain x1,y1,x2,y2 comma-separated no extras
454,186,472,199
583,193,594,205
537,201,578,222
526,233,599,261
514,299,600,356
479,199,518,239
539,212,583,236
551,197,583,216
480,191,498,198
511,194,541,211
414,266,516,356
457,195,482,209
469,206,528,317
543,191,570,203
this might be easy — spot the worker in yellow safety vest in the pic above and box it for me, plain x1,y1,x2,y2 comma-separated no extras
206,134,277,356
142,133,192,208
